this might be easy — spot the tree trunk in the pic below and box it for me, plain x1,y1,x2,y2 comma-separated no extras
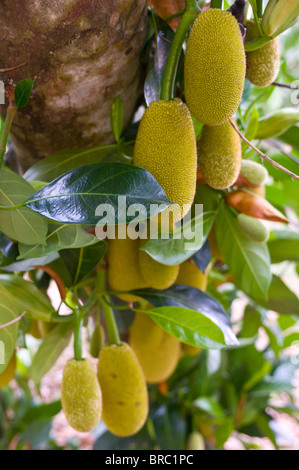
0,0,148,172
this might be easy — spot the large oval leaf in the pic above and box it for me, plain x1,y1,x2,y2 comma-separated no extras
25,163,172,224
0,284,22,373
251,275,299,315
268,231,299,263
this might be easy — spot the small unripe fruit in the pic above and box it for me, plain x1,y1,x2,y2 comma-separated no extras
176,259,209,291
184,9,246,126
0,352,16,388
246,20,280,88
198,120,242,190
97,342,148,437
237,213,269,243
129,313,181,384
240,160,268,186
138,239,179,290
185,431,205,450
61,359,102,433
134,98,197,223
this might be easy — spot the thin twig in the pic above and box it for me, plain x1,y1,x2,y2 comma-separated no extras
229,118,299,181
0,312,26,329
0,62,26,73
272,81,299,90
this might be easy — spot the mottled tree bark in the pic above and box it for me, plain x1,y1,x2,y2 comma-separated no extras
0,0,147,171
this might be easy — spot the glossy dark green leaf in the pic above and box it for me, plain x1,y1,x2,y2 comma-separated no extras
60,241,107,286
140,211,215,266
251,275,299,315
0,167,48,245
17,224,99,260
1,253,59,272
25,162,172,224
192,239,211,273
0,284,22,373
153,406,186,451
216,203,272,299
110,96,123,142
14,79,34,108
132,284,238,347
193,397,225,418
23,400,62,423
268,230,299,263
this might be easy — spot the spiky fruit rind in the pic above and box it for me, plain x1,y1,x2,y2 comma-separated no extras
134,98,197,223
61,359,102,433
198,120,242,190
241,160,268,186
0,352,16,388
237,213,269,243
107,235,149,302
97,342,148,437
138,239,179,290
129,313,181,384
184,9,246,126
246,20,280,87
176,260,208,291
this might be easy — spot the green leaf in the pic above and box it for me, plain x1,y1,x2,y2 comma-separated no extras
0,167,48,245
23,400,62,423
60,242,107,286
17,224,99,260
140,211,215,266
268,230,299,263
23,145,120,182
0,274,54,321
193,397,225,418
145,306,227,349
283,332,299,349
14,79,34,108
25,162,172,224
30,322,73,384
0,284,22,373
216,203,272,299
251,275,299,315
110,97,123,142
153,406,186,451
1,253,59,272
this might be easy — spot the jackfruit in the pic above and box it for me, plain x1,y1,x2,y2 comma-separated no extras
129,313,181,384
97,342,148,437
182,343,202,357
237,213,269,243
240,160,268,186
185,432,205,450
245,19,280,87
133,98,197,224
176,259,209,291
184,8,246,126
198,120,242,190
138,239,179,290
61,358,102,433
107,230,149,302
0,352,16,388
89,324,105,358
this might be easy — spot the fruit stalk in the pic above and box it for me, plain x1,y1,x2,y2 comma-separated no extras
101,296,121,346
160,0,200,101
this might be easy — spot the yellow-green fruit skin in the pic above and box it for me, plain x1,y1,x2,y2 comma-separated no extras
185,432,205,450
246,20,280,87
184,9,246,126
237,213,269,243
241,160,268,186
182,343,202,357
61,359,102,433
134,99,197,223
97,342,149,437
129,313,181,384
138,239,179,290
107,235,149,302
198,120,242,190
0,352,16,388
176,260,208,291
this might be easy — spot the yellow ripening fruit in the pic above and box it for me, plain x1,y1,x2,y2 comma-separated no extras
0,352,16,388
246,19,280,87
240,160,268,187
107,233,149,302
61,358,102,433
97,342,149,437
176,259,209,291
184,9,246,126
138,239,179,290
237,213,269,243
134,98,197,223
129,313,181,384
185,432,205,451
198,120,242,190
182,343,202,357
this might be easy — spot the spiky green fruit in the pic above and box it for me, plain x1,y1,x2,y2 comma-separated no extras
134,98,197,223
246,20,280,87
61,359,102,433
184,9,246,126
198,120,242,190
240,160,268,186
97,342,149,437
237,213,269,243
